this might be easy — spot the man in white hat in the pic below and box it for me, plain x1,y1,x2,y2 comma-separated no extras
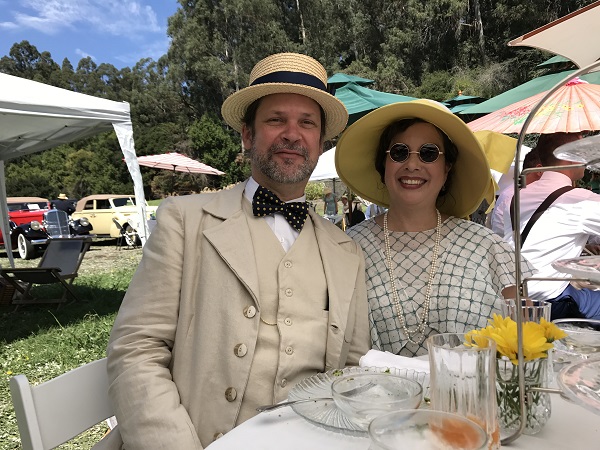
106,53,369,449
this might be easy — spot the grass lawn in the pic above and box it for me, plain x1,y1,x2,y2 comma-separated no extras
0,249,140,450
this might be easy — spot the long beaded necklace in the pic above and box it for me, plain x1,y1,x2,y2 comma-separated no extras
383,209,442,345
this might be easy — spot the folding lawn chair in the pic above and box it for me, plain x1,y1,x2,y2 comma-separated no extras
112,218,138,250
0,237,92,306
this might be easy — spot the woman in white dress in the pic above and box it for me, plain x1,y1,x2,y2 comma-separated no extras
336,99,534,357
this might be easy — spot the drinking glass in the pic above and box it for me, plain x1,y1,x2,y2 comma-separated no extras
427,333,500,450
502,298,551,323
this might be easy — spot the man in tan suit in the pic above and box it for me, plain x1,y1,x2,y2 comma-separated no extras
105,53,370,449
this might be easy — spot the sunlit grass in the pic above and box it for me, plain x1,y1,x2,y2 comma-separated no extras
0,266,136,450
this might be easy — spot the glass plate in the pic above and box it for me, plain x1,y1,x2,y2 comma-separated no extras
552,256,600,283
288,366,430,436
558,359,600,416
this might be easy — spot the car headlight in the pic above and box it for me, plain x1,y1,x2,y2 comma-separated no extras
31,221,41,231
79,217,90,227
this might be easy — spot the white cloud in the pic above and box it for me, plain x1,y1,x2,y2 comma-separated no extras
5,0,162,38
115,36,170,65
75,48,96,61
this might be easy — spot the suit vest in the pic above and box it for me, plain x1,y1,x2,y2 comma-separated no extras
237,200,328,424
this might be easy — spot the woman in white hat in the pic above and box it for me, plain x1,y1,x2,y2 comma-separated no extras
336,99,534,357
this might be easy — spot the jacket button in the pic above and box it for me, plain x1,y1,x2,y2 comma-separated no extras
331,324,340,334
284,317,292,326
284,261,292,268
243,305,256,318
213,432,224,440
234,343,248,357
285,288,293,297
281,378,288,387
225,387,237,402
285,346,294,355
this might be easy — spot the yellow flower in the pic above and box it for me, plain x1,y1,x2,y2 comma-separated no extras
539,318,567,342
465,315,558,365
6,370,12,375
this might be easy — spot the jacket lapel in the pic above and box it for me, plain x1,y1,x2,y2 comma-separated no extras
202,182,261,305
310,210,361,368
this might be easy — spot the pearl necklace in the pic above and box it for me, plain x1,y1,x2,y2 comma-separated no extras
383,209,442,345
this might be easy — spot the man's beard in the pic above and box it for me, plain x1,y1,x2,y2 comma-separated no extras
248,141,319,184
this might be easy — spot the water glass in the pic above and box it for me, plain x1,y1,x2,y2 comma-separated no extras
427,333,500,449
502,298,551,323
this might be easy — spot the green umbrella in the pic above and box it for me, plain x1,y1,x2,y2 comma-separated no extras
459,69,600,116
327,73,375,87
335,82,417,126
536,55,575,70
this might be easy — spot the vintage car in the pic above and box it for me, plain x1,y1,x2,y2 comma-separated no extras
0,197,50,247
71,194,157,243
1,197,93,259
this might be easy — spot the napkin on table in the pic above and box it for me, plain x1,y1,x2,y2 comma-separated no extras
359,349,430,374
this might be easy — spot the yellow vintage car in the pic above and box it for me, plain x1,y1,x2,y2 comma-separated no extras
71,194,157,243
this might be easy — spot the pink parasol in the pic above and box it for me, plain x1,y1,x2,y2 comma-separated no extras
467,78,600,134
137,152,225,175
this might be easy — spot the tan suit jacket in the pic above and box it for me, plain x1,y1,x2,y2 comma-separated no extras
106,181,370,449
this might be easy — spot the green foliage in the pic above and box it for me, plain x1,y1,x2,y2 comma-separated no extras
1,0,597,201
188,114,250,187
305,182,325,201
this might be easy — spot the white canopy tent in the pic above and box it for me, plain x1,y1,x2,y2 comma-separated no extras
0,73,147,267
309,146,338,182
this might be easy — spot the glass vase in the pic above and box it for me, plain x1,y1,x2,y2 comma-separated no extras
496,357,551,437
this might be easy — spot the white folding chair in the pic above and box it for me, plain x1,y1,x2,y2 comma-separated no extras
9,358,114,450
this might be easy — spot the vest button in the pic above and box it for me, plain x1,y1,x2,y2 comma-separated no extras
284,317,292,326
284,261,292,268
285,288,293,297
243,305,256,318
285,346,294,355
281,378,288,387
213,432,224,440
331,324,340,334
234,343,248,357
225,387,237,402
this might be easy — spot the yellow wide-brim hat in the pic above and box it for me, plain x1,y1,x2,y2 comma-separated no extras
221,53,348,141
335,99,491,218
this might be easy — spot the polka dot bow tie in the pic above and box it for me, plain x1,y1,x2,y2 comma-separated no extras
252,185,309,232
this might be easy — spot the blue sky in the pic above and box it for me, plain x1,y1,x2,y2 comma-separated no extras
0,0,179,69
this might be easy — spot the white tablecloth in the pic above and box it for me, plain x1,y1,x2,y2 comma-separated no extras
206,389,599,450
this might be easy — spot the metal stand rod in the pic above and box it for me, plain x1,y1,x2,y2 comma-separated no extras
501,58,600,446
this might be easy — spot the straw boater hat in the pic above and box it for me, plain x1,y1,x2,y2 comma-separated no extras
58,193,68,200
221,53,348,140
335,99,491,218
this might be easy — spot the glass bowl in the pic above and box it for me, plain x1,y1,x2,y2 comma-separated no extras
552,318,600,360
331,372,423,430
368,409,488,450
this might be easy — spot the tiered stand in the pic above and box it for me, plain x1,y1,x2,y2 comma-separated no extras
504,59,600,445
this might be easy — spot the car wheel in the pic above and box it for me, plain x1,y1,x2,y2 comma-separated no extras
17,233,36,260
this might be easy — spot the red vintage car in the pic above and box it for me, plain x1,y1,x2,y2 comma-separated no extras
0,197,51,248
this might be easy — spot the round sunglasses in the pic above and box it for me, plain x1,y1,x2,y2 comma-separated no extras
387,143,444,164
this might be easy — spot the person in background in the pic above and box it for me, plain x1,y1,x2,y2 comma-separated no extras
341,195,351,224
323,187,338,215
365,202,386,220
500,132,600,320
489,147,542,237
351,200,366,225
336,99,533,356
106,53,370,449
50,193,75,215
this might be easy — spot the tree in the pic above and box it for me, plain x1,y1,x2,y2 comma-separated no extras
188,114,249,187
